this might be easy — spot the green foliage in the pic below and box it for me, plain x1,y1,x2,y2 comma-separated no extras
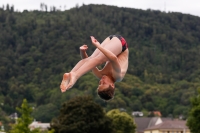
50,95,113,133
186,89,200,133
0,3,200,122
32,103,59,122
9,99,40,133
107,109,136,133
47,129,55,133
0,107,12,131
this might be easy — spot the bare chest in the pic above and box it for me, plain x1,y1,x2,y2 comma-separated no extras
100,49,129,81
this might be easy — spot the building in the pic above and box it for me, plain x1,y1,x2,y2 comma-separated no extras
134,117,163,133
149,111,162,117
134,117,190,133
132,111,144,117
144,120,190,133
29,120,50,131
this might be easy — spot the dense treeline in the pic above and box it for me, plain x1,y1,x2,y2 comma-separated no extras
0,4,200,123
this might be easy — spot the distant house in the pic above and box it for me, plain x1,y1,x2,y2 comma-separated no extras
132,111,144,117
149,111,162,117
134,117,163,133
134,117,190,133
9,112,18,120
29,121,50,131
144,120,190,133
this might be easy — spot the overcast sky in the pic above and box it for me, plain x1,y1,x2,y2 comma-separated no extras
0,0,200,17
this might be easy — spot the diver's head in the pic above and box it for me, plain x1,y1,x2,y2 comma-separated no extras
97,75,115,101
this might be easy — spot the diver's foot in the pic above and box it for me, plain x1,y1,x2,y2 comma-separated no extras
60,73,70,92
65,72,78,90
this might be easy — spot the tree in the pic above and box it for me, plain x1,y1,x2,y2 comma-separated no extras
50,96,113,133
186,89,200,133
32,103,59,122
9,99,40,133
106,109,136,133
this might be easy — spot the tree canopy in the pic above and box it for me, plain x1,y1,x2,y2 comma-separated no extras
50,96,113,133
186,89,200,133
9,99,40,133
107,109,136,133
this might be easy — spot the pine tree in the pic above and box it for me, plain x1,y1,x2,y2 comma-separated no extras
9,99,40,133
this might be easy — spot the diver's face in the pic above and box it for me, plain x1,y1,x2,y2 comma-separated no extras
99,75,111,85
98,75,114,89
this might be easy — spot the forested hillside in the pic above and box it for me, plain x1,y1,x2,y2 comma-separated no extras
0,4,200,123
